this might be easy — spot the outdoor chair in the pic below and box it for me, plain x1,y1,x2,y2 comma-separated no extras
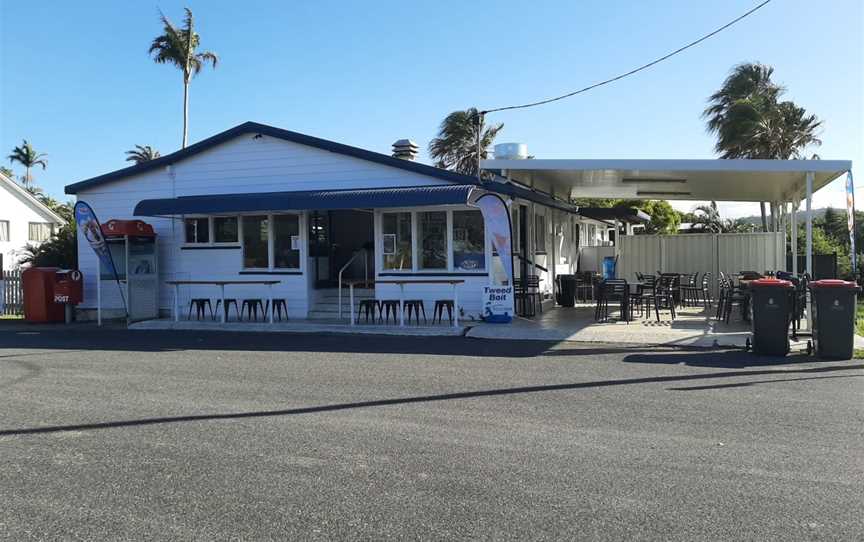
595,279,629,323
433,299,455,324
653,275,678,322
357,299,380,323
699,272,713,308
575,271,595,303
633,275,658,319
241,299,266,321
526,275,542,313
403,299,427,325
188,298,214,321
380,300,401,324
214,298,241,321
717,276,748,324
680,272,701,307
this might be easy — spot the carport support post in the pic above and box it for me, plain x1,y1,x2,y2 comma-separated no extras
791,198,798,276
806,172,814,278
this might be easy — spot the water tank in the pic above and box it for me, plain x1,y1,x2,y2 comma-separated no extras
494,143,528,160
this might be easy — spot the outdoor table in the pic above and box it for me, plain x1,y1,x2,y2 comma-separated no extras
345,279,465,328
166,280,281,324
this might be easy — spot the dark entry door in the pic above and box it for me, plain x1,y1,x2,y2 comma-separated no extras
309,210,374,288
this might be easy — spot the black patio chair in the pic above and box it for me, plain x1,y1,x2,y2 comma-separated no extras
653,274,678,322
595,279,629,323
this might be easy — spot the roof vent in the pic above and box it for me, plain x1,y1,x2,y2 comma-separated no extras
494,142,528,160
392,139,419,161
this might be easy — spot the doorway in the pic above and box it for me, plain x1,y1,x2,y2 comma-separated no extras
309,210,374,288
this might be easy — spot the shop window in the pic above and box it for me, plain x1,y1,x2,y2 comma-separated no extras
273,214,300,269
28,222,54,242
213,216,238,243
184,217,209,244
418,211,447,269
382,212,412,270
535,213,546,253
242,215,269,268
453,210,485,271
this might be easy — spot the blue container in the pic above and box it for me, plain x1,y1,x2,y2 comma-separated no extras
602,256,617,279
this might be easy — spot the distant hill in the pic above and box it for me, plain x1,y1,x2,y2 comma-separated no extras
737,208,830,226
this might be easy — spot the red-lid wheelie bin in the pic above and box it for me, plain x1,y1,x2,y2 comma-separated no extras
808,279,861,360
745,278,794,356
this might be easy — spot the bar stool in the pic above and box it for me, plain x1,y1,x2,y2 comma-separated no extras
433,299,454,324
268,299,288,321
379,300,400,324
188,298,214,320
356,299,379,323
241,299,266,321
403,299,427,325
214,298,241,321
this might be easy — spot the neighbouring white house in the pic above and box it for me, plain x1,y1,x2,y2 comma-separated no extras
0,171,65,271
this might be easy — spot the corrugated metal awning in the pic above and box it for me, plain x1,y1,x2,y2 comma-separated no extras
133,185,477,216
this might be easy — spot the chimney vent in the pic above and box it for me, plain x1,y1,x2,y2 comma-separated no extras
392,139,419,161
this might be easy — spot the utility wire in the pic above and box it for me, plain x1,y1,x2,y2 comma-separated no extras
481,0,773,115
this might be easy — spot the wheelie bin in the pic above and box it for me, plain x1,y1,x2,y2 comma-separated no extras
556,274,576,307
746,278,794,356
808,279,860,360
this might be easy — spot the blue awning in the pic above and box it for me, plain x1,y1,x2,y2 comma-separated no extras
134,185,477,216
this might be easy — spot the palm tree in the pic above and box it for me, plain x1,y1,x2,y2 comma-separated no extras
125,145,161,164
149,8,218,149
428,108,503,177
7,140,47,187
691,202,724,233
704,63,822,232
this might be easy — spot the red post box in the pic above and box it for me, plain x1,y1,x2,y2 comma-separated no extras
22,267,84,323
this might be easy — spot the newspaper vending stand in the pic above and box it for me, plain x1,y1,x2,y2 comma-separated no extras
98,220,158,324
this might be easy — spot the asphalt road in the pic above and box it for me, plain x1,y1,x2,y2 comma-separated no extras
1,327,862,541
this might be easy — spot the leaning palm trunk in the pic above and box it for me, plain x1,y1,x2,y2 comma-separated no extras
182,80,190,148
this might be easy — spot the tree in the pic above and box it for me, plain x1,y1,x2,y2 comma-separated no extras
428,108,503,177
125,145,161,164
149,8,218,149
18,219,76,268
572,198,680,235
690,202,724,233
7,139,47,187
703,63,822,232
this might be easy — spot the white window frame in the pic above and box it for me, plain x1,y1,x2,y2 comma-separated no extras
211,216,240,245
182,215,240,247
376,206,489,274
0,220,9,242
28,222,55,242
240,212,304,272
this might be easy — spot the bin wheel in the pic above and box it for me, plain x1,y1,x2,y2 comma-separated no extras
745,337,751,352
806,340,812,356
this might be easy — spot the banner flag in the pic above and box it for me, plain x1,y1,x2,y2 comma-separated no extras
846,172,856,272
74,201,127,314
474,193,514,322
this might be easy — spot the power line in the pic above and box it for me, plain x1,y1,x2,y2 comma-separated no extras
481,0,773,115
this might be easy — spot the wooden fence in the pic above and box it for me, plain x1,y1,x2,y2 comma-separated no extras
2,269,23,316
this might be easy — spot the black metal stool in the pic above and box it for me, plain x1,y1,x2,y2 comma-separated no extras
403,300,427,325
241,299,266,321
188,298,214,320
268,299,288,321
379,300,400,324
356,299,379,323
433,300,454,324
214,299,241,321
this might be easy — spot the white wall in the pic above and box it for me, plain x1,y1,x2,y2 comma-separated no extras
0,188,60,269
74,133,455,317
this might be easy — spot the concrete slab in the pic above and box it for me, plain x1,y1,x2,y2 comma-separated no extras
129,318,467,337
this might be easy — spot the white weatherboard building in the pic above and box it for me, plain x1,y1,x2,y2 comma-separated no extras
0,171,64,271
65,122,583,322
65,121,852,325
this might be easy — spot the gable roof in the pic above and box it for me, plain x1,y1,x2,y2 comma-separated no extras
0,171,64,224
65,121,483,195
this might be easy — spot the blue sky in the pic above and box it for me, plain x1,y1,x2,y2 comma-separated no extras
2,0,861,217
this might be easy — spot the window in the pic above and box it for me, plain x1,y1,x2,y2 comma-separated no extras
453,210,485,270
418,211,447,269
535,213,546,253
184,217,209,244
273,214,300,269
28,222,54,242
382,212,412,270
213,216,238,243
0,220,8,242
242,215,269,268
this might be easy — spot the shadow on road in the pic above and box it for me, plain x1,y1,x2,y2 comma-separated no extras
2,363,861,437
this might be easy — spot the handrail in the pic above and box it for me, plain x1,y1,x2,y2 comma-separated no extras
515,254,548,273
338,249,366,319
